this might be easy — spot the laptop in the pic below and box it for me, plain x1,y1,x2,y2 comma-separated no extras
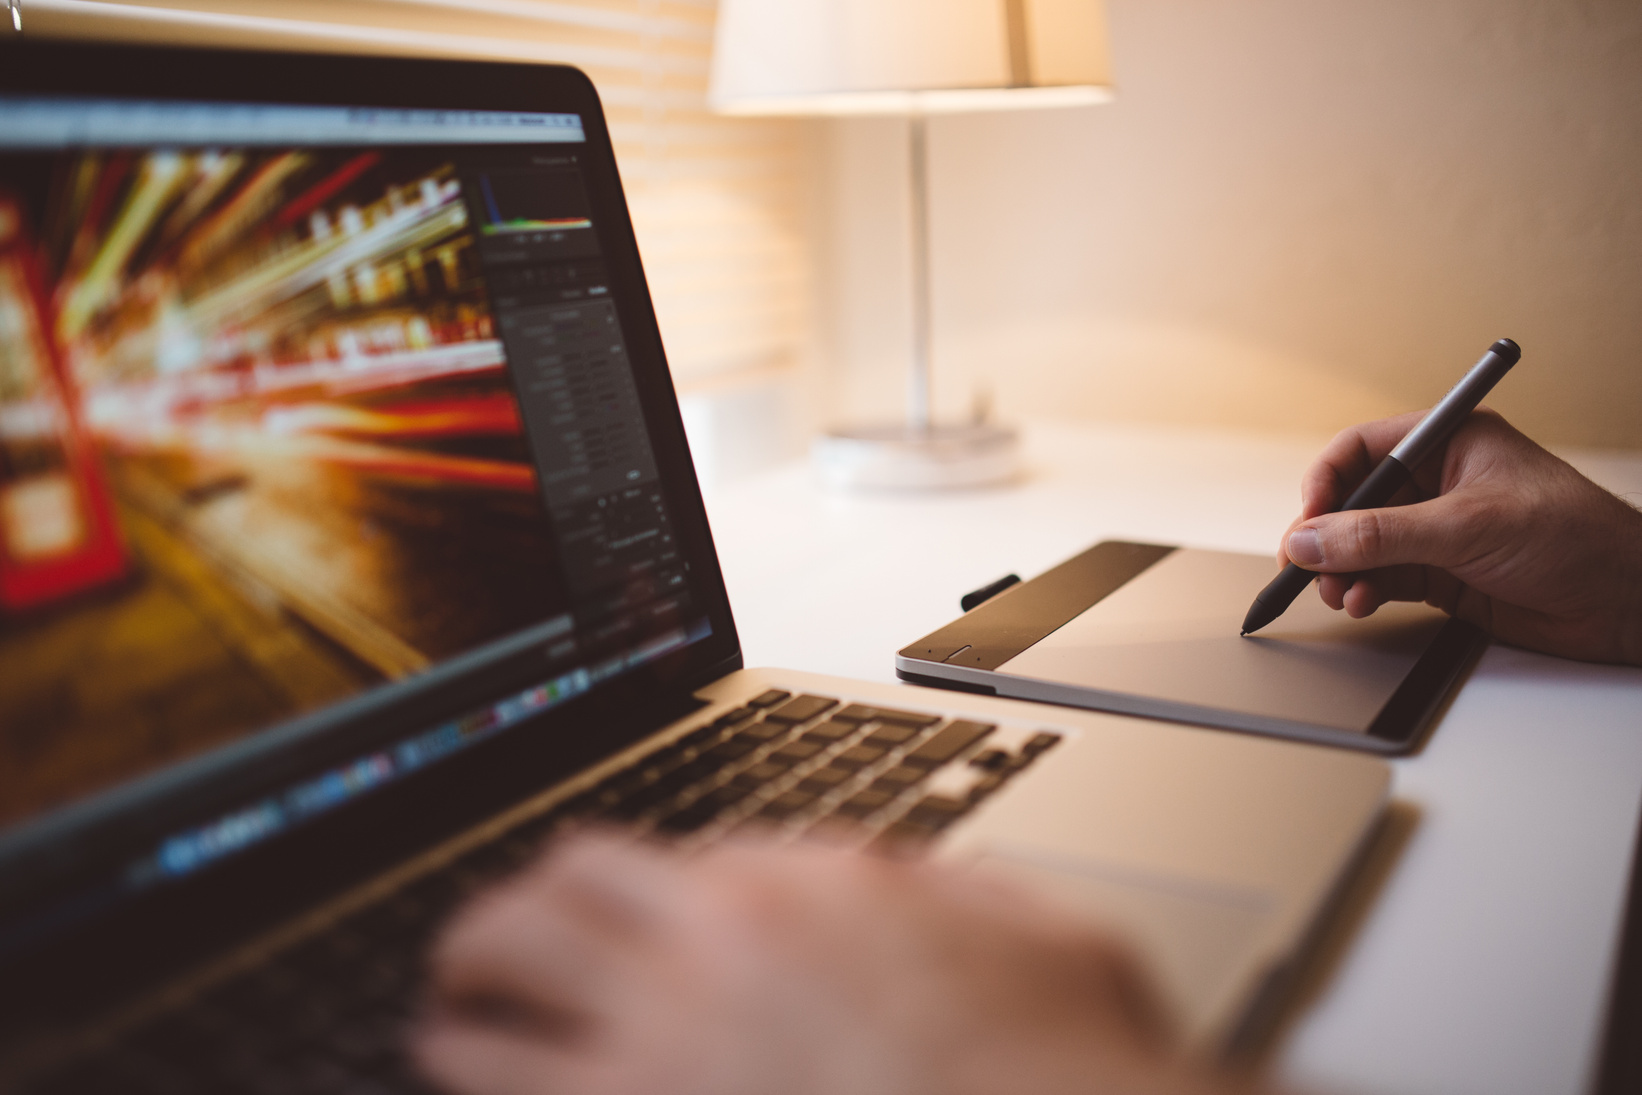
0,39,1389,1092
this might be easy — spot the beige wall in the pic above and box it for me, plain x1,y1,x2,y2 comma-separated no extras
815,0,1642,449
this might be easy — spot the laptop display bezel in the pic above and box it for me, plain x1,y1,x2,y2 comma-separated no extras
0,38,743,1030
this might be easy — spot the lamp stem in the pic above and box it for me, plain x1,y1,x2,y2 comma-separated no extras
907,113,932,435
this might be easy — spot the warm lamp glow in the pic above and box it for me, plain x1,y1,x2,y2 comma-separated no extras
709,0,1116,489
710,0,1113,117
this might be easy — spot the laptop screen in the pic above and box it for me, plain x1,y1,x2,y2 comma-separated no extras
0,94,716,918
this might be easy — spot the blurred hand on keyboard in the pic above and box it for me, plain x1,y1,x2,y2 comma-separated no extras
415,832,1251,1095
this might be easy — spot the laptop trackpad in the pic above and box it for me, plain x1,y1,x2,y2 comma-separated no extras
969,850,1277,1045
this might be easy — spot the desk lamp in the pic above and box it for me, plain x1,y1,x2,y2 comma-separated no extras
710,0,1112,489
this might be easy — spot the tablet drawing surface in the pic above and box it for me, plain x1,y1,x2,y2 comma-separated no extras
996,549,1449,735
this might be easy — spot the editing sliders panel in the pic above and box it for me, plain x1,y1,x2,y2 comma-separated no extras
502,300,657,501
500,299,688,650
475,161,692,657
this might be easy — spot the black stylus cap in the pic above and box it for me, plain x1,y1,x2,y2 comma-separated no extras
1491,338,1521,366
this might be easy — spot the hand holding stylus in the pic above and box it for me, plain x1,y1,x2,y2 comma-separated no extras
1242,339,1522,635
1269,408,1642,667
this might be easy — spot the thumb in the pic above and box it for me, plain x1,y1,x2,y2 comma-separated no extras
1286,496,1476,574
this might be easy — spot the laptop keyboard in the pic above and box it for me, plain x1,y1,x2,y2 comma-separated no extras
26,692,1061,1095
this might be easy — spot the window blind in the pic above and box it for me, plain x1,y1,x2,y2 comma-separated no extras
18,0,812,389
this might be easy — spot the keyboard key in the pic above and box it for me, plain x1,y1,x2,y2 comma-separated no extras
713,705,761,726
905,795,970,830
904,721,994,768
614,774,702,817
771,739,825,762
873,819,937,851
702,783,757,810
637,744,690,776
871,765,925,790
833,704,942,727
766,695,839,723
676,755,724,782
650,807,706,835
736,720,789,743
732,760,789,788
799,766,855,793
662,783,755,828
603,784,674,819
830,744,886,770
968,748,1012,772
594,765,673,807
863,723,920,746
748,689,791,708
703,738,757,763
656,797,730,833
836,788,896,817
1023,731,1063,755
759,789,817,819
679,724,725,748
803,718,858,743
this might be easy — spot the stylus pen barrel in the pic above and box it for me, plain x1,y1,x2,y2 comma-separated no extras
1338,453,1413,512
1390,339,1520,470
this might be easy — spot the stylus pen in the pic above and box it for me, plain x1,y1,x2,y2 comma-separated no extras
1240,337,1522,636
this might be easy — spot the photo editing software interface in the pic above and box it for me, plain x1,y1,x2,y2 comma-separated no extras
0,99,709,908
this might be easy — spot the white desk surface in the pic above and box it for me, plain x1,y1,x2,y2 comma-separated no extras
699,420,1642,1095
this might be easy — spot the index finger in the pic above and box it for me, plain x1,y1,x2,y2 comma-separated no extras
1300,411,1427,519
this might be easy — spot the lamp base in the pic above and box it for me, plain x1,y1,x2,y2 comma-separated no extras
811,422,1020,490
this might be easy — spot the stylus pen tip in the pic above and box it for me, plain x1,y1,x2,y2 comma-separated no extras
1240,604,1276,635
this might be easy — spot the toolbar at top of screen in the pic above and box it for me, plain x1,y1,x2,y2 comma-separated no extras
0,98,586,149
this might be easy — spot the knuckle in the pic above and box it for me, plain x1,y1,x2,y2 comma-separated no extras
1349,510,1389,561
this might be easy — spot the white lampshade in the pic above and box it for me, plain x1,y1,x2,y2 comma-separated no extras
710,0,1113,116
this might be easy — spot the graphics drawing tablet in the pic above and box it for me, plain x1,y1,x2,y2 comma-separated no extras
896,541,1486,754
